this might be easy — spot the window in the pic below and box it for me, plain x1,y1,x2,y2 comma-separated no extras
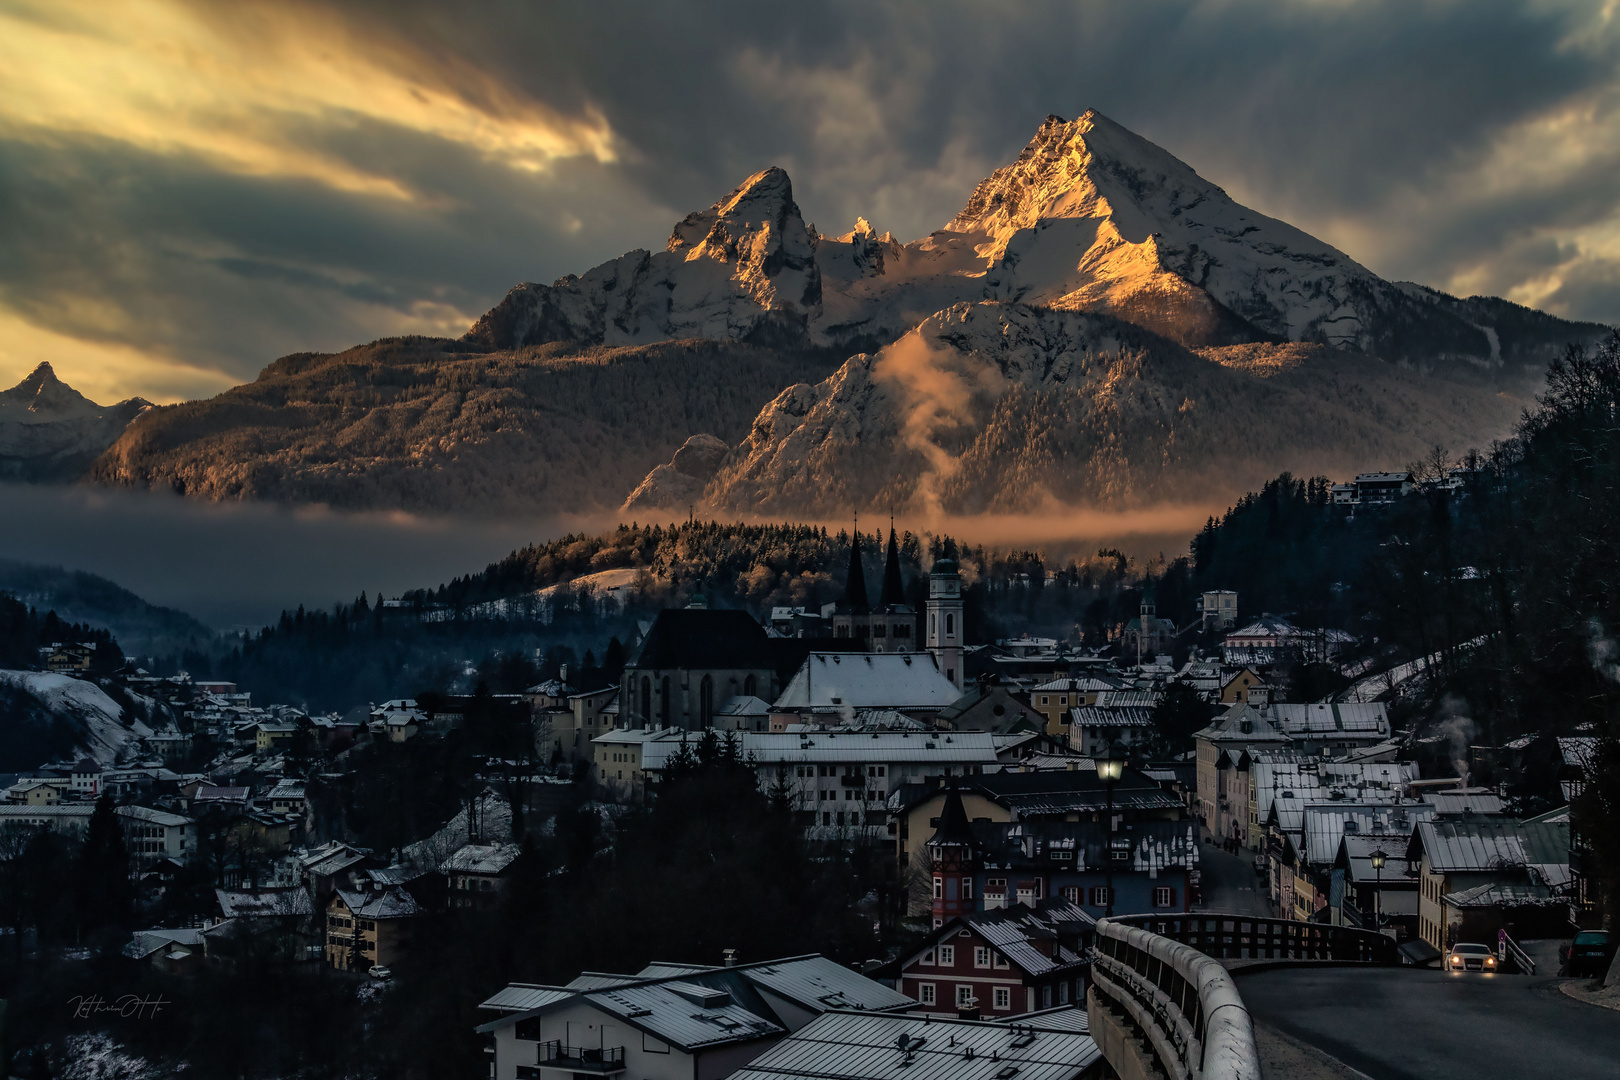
1061,886,1080,905
993,953,1009,969
919,983,936,1005
920,948,935,965
1154,886,1177,908
1059,981,1070,1005
1090,886,1110,907
961,878,973,899
974,947,991,968
938,945,955,966
993,986,1011,1010
699,675,715,728
659,676,671,724
934,876,943,899
945,613,955,636
515,1017,541,1041
957,985,975,1008
1040,696,1049,705
744,674,757,696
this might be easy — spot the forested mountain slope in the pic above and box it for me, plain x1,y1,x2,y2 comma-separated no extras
89,337,844,514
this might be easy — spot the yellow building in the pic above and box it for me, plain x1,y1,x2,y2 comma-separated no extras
325,887,419,971
592,727,661,797
1029,678,1116,739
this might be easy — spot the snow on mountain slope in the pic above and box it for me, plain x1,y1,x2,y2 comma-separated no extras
469,110,1600,370
466,167,822,350
0,669,152,766
0,363,152,482
691,302,1529,517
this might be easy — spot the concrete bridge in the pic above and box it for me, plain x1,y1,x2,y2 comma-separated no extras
1086,914,1620,1080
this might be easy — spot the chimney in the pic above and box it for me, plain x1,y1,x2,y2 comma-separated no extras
723,948,738,967
559,664,569,683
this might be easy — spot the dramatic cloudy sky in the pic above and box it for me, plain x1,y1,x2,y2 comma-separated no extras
4,0,1620,404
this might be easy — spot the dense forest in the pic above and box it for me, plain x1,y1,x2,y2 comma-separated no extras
89,336,848,515
0,593,122,672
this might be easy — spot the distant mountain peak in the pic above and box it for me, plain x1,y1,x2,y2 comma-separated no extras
0,364,151,480
4,361,100,417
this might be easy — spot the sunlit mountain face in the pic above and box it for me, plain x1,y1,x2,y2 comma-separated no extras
4,0,1620,411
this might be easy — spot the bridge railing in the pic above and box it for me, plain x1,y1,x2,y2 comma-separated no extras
1088,917,1258,1080
1086,913,1402,1080
1107,912,1401,964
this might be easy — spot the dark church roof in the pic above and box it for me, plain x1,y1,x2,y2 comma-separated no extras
878,528,907,608
839,531,870,613
631,609,864,679
928,783,975,849
631,609,777,670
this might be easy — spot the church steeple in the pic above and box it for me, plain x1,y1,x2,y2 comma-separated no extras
841,522,870,612
879,525,906,608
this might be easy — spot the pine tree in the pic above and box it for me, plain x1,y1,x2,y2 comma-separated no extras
77,793,132,935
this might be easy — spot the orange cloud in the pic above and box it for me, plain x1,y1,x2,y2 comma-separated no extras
0,0,618,200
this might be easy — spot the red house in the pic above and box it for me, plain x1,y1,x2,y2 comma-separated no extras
894,902,1093,1017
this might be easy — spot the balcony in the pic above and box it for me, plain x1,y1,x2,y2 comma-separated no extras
839,774,867,787
538,1042,626,1074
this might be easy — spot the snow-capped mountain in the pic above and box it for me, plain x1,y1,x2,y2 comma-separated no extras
0,362,151,482
89,110,1609,518
471,110,1598,372
467,166,823,349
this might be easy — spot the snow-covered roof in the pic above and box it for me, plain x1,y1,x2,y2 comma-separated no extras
442,842,522,876
728,1006,1100,1080
1415,821,1528,873
1262,702,1389,738
217,887,314,918
773,653,960,710
116,805,192,827
715,694,771,717
334,886,419,919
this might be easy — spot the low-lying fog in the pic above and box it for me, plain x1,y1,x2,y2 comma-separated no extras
0,484,1217,632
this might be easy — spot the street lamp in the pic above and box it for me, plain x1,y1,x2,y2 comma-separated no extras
1368,848,1388,930
1097,741,1128,919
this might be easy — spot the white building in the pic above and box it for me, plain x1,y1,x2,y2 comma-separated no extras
599,728,1013,835
117,805,196,869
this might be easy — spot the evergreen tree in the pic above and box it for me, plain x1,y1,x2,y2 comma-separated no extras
77,793,132,934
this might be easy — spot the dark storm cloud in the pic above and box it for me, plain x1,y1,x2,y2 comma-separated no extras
1,0,1617,407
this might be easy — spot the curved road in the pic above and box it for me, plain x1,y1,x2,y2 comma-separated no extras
1237,964,1620,1080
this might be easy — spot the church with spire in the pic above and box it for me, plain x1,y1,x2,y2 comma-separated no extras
831,523,918,654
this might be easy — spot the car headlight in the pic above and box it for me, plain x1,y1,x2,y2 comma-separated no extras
1485,957,1496,966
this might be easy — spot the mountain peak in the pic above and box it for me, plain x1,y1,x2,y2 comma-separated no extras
944,109,1198,246
14,361,61,393
667,165,801,254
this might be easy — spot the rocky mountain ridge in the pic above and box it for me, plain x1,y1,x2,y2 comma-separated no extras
648,303,1537,517
85,110,1611,517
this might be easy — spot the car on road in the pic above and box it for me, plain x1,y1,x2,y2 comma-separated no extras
1447,943,1498,972
367,965,393,980
1562,930,1615,978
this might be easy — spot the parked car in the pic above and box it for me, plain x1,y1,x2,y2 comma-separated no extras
1446,943,1498,972
1561,930,1615,978
368,965,393,980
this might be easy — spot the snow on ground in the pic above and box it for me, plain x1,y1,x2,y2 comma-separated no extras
425,566,650,622
0,669,149,763
62,1033,166,1080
